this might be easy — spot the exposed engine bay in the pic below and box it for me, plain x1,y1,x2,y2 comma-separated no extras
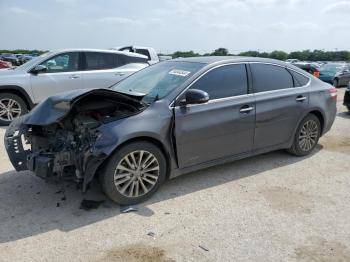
5,90,144,190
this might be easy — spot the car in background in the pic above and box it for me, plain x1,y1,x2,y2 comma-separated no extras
112,46,160,64
0,60,12,69
333,63,350,88
4,57,337,204
318,62,347,84
17,55,35,65
293,62,320,77
1,53,19,66
344,83,350,112
0,49,148,125
285,59,300,64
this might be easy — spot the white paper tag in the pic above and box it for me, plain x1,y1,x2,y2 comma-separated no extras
168,69,191,77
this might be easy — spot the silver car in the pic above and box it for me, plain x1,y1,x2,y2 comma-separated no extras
0,49,148,125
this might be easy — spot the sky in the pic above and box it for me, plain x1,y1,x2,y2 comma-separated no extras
1,0,350,54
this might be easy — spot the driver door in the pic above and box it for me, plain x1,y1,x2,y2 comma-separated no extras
174,64,255,168
30,52,83,103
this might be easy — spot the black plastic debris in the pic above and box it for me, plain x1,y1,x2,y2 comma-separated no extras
36,192,40,195
80,199,104,211
199,245,209,252
147,232,155,237
120,205,138,213
61,196,67,201
56,203,60,207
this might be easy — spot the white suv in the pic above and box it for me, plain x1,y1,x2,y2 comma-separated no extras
0,49,148,125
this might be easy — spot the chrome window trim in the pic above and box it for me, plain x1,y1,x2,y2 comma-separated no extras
169,61,311,109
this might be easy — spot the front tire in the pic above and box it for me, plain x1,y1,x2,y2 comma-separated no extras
100,141,167,205
287,114,321,156
0,93,28,126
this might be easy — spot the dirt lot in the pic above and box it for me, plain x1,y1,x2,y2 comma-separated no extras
0,89,349,262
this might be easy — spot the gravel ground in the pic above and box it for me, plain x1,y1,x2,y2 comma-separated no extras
0,89,349,262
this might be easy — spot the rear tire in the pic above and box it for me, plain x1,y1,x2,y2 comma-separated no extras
287,114,321,156
0,93,28,126
100,141,167,205
347,106,350,112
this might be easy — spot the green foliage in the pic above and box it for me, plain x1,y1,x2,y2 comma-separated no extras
165,48,350,61
171,51,200,58
211,48,229,56
2,49,350,61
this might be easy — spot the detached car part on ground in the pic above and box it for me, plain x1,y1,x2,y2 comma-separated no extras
4,57,337,205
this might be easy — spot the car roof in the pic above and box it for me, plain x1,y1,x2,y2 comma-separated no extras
51,48,148,59
172,56,287,66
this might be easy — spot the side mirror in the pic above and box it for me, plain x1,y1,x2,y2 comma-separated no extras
30,65,47,74
181,89,209,106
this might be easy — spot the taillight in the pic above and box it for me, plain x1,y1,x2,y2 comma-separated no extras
329,87,337,101
313,71,320,77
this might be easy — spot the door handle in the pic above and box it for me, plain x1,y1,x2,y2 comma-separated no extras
296,96,306,102
239,105,254,113
115,72,125,76
69,75,80,79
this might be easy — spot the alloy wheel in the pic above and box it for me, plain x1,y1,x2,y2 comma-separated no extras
0,98,22,122
298,120,319,152
114,150,160,197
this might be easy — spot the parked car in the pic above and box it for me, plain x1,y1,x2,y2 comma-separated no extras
1,53,19,66
112,46,160,64
333,63,350,88
18,55,35,65
344,83,350,111
285,59,300,64
0,60,12,69
4,57,337,204
318,62,347,84
293,62,320,77
0,49,148,125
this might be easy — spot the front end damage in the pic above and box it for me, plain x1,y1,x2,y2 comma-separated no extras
4,89,145,191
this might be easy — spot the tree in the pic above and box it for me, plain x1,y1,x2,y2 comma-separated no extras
211,48,229,56
269,50,288,61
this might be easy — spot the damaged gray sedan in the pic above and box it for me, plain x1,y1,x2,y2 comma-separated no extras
4,57,336,204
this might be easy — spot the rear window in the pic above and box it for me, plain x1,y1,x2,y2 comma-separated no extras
290,70,310,87
251,64,294,93
84,52,118,70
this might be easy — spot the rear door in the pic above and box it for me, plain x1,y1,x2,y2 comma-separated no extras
81,52,131,90
250,63,310,150
30,52,83,103
174,64,255,168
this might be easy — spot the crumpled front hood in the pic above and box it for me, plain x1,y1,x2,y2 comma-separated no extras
24,88,145,126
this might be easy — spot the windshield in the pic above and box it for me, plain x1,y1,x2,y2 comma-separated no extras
318,63,345,75
112,61,205,103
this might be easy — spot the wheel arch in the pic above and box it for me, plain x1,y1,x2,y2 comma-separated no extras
308,109,325,135
0,85,35,110
100,136,172,180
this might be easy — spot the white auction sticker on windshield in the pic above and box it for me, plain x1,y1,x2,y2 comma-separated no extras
168,69,191,77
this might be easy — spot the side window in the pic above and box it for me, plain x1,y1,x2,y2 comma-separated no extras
135,49,151,60
190,64,248,100
84,52,118,70
251,64,294,93
119,54,148,66
40,52,79,73
289,70,310,87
